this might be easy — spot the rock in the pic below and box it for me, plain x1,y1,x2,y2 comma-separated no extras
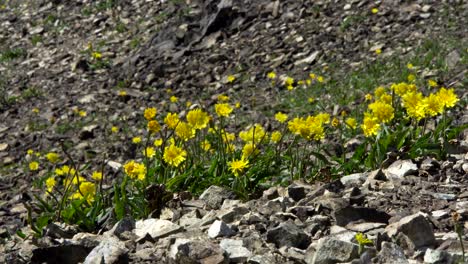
199,185,236,209
385,212,436,248
207,220,235,238
333,206,391,226
220,239,252,263
423,248,453,264
340,172,367,187
385,159,418,179
217,205,249,223
134,219,183,239
108,217,135,239
262,187,279,200
446,50,460,70
373,242,409,264
287,183,306,201
0,143,8,151
170,238,225,263
84,236,128,264
31,243,92,264
266,221,310,249
307,237,359,264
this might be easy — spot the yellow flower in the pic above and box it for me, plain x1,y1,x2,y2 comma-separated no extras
288,116,325,141
144,107,157,120
407,74,416,82
309,73,316,80
164,112,180,129
275,112,288,123
402,92,426,120
242,143,259,159
186,101,192,108
371,8,379,14
27,149,34,155
428,80,438,88
74,181,96,204
235,102,241,108
361,113,381,137
201,140,211,151
270,131,282,143
341,111,347,117
345,118,357,129
148,120,161,134
285,76,294,86
215,103,233,117
166,88,172,94
118,90,127,96
306,79,312,85
91,52,102,60
225,143,236,153
315,113,331,124
227,75,236,83
297,80,305,86
365,93,373,101
407,63,414,70
379,93,392,104
424,93,444,117
436,87,459,109
307,97,314,103
175,121,195,141
143,147,156,158
32,108,39,114
390,82,416,96
46,152,60,163
187,108,210,130
217,94,230,102
222,131,236,143
154,138,163,147
111,126,119,133
239,124,266,143
132,137,142,144
375,49,382,55
317,76,324,83
29,161,39,171
331,117,340,127
170,96,178,103
368,101,394,124
267,72,276,79
123,160,146,179
45,177,56,193
78,110,87,117
355,233,373,245
91,171,103,181
163,144,187,167
286,84,294,91
228,158,249,177
374,86,386,98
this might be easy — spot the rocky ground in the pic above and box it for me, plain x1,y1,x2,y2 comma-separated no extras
0,0,467,263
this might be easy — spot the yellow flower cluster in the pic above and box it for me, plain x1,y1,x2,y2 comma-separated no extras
123,160,146,180
288,114,326,141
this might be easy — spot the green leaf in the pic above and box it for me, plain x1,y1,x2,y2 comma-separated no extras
16,230,27,239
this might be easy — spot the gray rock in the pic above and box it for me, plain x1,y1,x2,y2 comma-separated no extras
108,217,135,239
385,159,417,179
84,236,128,264
217,205,250,223
199,185,236,209
424,248,453,264
266,221,310,249
134,219,183,239
373,242,408,264
287,183,306,201
220,239,252,263
169,238,225,263
385,212,436,248
340,172,368,187
307,237,359,264
207,220,235,238
262,187,279,200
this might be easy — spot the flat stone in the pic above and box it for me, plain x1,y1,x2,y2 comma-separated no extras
307,237,359,264
220,239,252,263
266,221,310,249
333,206,390,226
374,242,408,264
424,248,453,264
207,220,235,238
134,219,183,239
385,212,436,248
385,159,417,179
83,236,128,264
340,172,367,187
199,186,236,209
345,222,386,233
